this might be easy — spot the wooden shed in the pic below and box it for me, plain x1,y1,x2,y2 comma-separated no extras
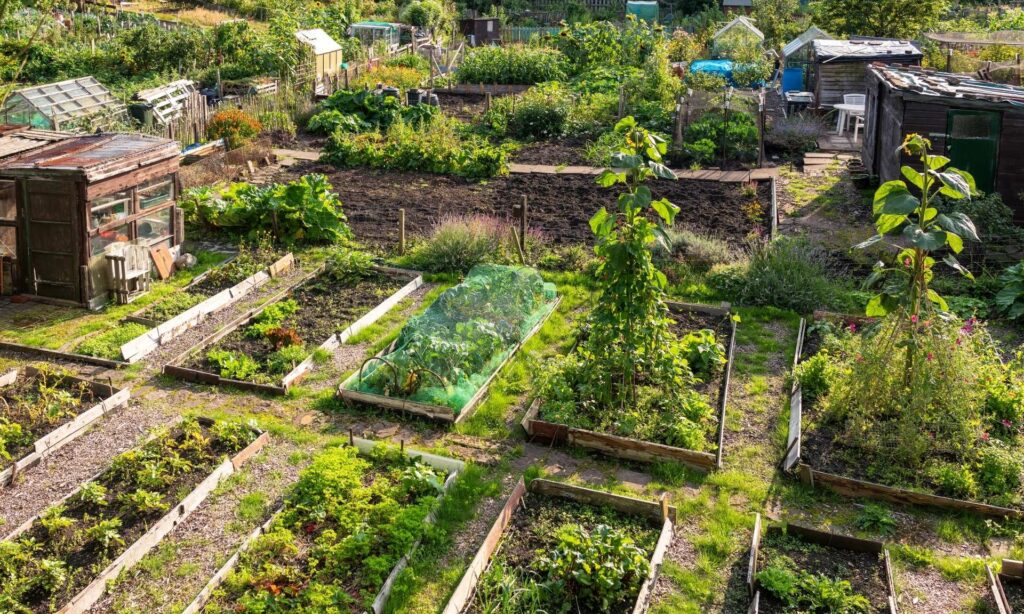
809,39,922,108
862,64,1024,218
295,29,344,82
459,17,500,46
0,131,182,308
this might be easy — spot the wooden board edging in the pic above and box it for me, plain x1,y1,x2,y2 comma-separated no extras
4,420,267,614
747,512,761,596
0,341,126,368
1,367,130,487
990,565,1011,614
782,317,806,472
179,437,463,614
442,478,676,614
120,253,295,363
338,296,561,424
521,301,733,471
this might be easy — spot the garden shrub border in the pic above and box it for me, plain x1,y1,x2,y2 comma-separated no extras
784,311,1024,518
337,296,562,424
3,417,268,614
0,366,130,487
745,514,899,614
989,558,1022,614
119,253,295,363
178,436,464,614
521,301,736,471
442,477,676,614
164,265,423,395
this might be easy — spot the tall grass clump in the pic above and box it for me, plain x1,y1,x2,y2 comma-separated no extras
401,214,547,274
455,45,567,85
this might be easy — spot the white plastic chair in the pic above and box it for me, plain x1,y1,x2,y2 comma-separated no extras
853,115,865,141
843,93,866,132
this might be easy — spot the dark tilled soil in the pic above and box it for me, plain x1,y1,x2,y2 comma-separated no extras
511,137,591,166
438,92,489,122
466,493,660,614
757,531,890,613
187,273,402,376
274,163,771,248
1003,577,1024,610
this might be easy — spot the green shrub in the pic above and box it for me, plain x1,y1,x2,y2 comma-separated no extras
456,45,567,85
684,110,758,164
724,237,837,313
794,351,838,402
403,214,503,274
398,0,444,28
678,329,726,378
975,442,1022,497
652,226,738,272
926,460,979,499
483,83,572,140
75,323,150,360
208,109,262,150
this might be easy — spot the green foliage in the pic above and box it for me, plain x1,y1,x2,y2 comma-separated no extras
0,418,29,462
180,174,353,245
811,0,947,39
311,89,437,134
142,292,206,323
267,344,311,374
75,323,150,360
350,65,429,93
246,299,300,339
192,233,280,290
794,350,838,403
324,249,375,286
683,110,758,164
757,555,871,613
996,261,1024,319
678,329,726,378
207,349,261,380
484,83,572,140
257,111,297,138
323,116,509,179
854,502,897,535
534,524,651,612
456,45,567,84
117,489,170,516
402,215,504,274
858,134,977,319
208,109,263,150
398,0,444,28
715,237,838,314
556,16,664,74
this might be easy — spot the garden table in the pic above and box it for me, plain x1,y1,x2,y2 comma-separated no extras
834,102,866,135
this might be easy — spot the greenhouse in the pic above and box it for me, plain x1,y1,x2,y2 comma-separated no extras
0,77,124,131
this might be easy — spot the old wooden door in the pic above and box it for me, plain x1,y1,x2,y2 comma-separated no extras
947,109,1001,194
21,179,81,302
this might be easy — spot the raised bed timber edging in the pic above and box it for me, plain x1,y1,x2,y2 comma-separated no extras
0,340,128,369
745,514,899,614
164,265,422,395
784,312,1024,518
522,301,736,471
990,559,1022,614
3,418,268,614
0,366,130,487
442,477,676,614
338,296,562,424
119,253,295,363
178,436,464,614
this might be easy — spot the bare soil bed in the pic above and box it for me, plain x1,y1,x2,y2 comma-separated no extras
1003,576,1024,610
184,271,403,378
274,163,771,248
511,137,590,166
438,92,489,122
465,493,660,614
757,530,890,613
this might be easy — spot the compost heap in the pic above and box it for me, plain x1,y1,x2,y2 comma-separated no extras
352,264,557,412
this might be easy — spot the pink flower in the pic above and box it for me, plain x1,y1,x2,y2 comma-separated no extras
962,318,976,334
927,353,934,361
848,322,857,333
981,432,991,442
911,314,919,323
903,257,912,267
1003,419,1013,428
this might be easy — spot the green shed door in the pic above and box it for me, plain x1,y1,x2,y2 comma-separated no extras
946,109,1001,194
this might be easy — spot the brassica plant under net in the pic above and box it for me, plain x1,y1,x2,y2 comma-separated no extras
348,264,557,412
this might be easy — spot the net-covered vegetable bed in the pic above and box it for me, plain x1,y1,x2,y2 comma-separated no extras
347,264,557,413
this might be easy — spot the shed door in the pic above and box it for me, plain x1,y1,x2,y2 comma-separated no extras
21,179,81,302
947,110,1000,194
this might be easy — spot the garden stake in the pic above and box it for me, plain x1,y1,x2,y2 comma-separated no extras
349,429,354,446
510,227,526,265
518,196,528,253
399,208,406,255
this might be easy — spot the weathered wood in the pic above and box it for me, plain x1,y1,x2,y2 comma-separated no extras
990,565,1011,614
747,513,762,595
715,315,737,468
782,318,806,472
443,478,675,614
180,437,462,614
0,340,126,368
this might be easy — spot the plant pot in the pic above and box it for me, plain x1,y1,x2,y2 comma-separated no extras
851,173,871,189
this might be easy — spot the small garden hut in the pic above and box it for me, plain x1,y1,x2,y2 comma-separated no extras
809,39,922,108
459,16,500,46
295,29,344,82
780,26,832,93
0,77,124,131
862,64,1024,218
720,0,752,14
0,132,182,308
350,21,401,51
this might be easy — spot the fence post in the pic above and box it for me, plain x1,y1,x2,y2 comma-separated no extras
617,85,626,119
398,208,406,255
946,47,953,73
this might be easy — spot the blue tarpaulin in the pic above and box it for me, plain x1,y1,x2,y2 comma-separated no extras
689,59,765,87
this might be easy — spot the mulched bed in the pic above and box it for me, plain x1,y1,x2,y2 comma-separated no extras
511,137,591,166
757,530,890,613
1002,576,1024,610
0,368,98,473
438,92,489,122
273,164,771,248
185,272,402,377
466,493,660,614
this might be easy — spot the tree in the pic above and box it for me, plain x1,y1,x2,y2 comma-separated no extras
752,0,802,51
811,0,948,39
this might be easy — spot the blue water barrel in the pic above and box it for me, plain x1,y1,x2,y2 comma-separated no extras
782,67,804,93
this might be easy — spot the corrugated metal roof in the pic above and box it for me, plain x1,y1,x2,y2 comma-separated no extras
0,125,72,160
813,39,922,62
713,16,764,41
4,77,124,124
782,26,832,58
0,133,179,182
295,28,343,55
872,63,1024,106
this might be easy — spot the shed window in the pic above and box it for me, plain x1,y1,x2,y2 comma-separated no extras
139,176,173,209
91,223,131,257
90,190,130,229
137,208,172,245
0,181,15,222
0,227,15,257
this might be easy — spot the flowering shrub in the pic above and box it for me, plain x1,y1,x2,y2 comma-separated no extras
207,109,262,149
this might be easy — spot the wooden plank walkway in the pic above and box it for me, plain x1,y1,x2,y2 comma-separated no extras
272,148,321,162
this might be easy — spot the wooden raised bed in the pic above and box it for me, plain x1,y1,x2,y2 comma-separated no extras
443,477,675,614
990,559,1024,614
438,84,532,95
164,265,423,395
119,253,295,363
0,366,130,486
179,436,464,614
3,417,268,614
338,296,561,424
522,301,736,471
746,514,899,614
785,313,1024,518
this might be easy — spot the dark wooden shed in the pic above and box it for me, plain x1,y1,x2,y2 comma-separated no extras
809,39,922,108
0,130,182,308
862,64,1024,218
459,17,500,46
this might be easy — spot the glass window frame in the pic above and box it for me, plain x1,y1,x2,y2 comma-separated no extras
86,174,177,249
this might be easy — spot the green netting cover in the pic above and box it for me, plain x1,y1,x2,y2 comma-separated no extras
348,264,557,413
